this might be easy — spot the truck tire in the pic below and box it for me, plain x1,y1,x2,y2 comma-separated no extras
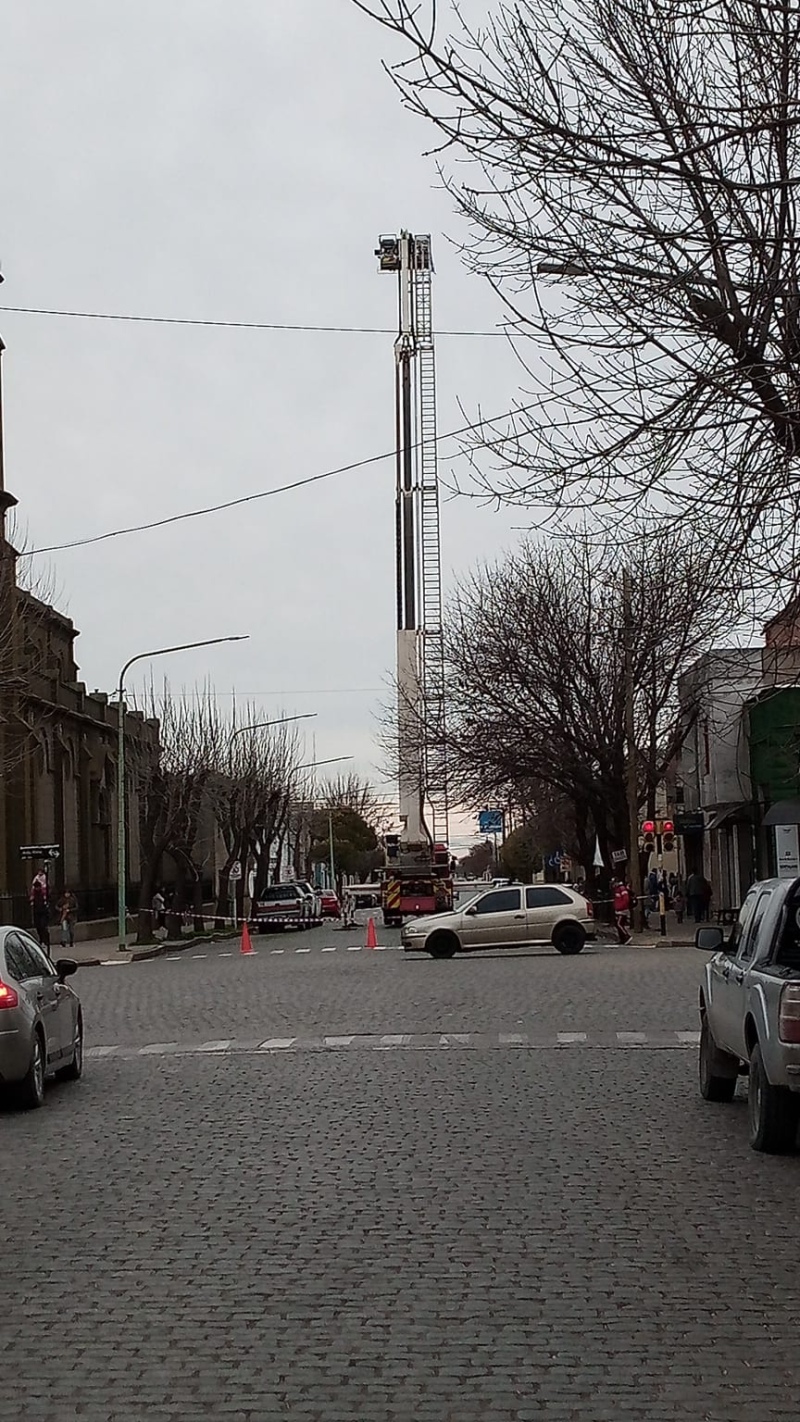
382,913,400,929
427,932,457,959
748,1042,799,1153
698,1016,737,1102
553,923,585,955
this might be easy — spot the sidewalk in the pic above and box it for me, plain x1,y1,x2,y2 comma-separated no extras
55,928,239,968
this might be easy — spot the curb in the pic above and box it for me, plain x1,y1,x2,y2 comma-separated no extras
77,929,240,969
130,930,240,964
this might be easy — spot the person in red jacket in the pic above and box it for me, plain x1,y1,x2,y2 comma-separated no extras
613,880,632,944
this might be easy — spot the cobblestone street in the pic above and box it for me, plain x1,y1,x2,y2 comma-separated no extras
3,932,799,1420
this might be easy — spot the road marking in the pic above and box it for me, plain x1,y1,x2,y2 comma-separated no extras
165,955,183,961
347,946,362,952
192,954,207,959
270,949,285,955
86,1030,702,1060
100,959,129,967
296,948,311,953
219,952,233,958
321,946,337,952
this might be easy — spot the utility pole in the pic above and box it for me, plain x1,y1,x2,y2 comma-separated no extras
622,568,643,931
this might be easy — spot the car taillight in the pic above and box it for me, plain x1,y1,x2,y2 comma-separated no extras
584,899,594,918
0,979,19,1009
779,983,800,1043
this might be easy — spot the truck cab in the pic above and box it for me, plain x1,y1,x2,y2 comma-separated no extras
698,876,800,1152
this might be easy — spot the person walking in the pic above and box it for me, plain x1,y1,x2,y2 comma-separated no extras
613,880,632,944
57,888,79,948
686,870,705,924
151,888,166,936
672,884,685,924
30,870,51,951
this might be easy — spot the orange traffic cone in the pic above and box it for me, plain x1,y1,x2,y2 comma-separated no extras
365,916,378,950
240,921,255,955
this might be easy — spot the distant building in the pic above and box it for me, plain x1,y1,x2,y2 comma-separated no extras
677,600,800,906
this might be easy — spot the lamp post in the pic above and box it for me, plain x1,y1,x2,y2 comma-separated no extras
230,714,317,745
116,635,248,951
293,756,354,891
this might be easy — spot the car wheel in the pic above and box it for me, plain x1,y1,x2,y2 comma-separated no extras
427,932,458,959
748,1042,799,1153
553,923,585,955
698,1016,737,1102
58,1014,84,1082
17,1031,46,1110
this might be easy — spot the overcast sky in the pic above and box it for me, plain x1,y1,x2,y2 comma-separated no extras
0,0,524,840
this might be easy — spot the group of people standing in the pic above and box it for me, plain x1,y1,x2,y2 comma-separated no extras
28,871,79,951
612,868,713,943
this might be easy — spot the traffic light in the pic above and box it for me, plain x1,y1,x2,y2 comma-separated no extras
641,820,656,854
662,819,675,853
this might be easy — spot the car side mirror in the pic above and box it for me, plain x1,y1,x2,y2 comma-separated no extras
465,905,478,916
55,958,78,981
695,926,724,953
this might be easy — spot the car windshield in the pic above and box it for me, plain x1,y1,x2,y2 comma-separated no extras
259,886,299,902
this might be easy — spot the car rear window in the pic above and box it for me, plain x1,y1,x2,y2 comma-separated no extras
526,887,572,908
259,886,300,902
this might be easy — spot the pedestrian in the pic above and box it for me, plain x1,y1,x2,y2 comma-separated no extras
151,887,166,935
30,870,51,951
672,885,685,923
686,870,705,924
701,875,713,922
613,880,632,944
57,887,79,948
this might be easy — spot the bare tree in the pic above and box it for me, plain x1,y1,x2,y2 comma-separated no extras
130,686,223,943
209,714,305,922
440,525,740,877
354,0,800,574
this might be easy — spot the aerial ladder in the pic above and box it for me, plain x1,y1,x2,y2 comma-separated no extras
375,231,452,926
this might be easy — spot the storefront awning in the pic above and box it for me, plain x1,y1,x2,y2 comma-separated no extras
704,803,753,833
763,799,800,827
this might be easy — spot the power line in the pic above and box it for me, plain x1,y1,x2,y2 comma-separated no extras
18,402,536,558
0,303,507,339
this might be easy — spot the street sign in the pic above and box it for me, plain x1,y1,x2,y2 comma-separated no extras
478,809,504,835
19,844,60,860
675,811,704,835
611,849,628,863
228,861,242,882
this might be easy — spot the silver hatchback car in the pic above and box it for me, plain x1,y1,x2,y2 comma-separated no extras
401,884,595,957
0,926,83,1109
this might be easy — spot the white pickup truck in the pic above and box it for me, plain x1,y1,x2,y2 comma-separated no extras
697,876,800,1153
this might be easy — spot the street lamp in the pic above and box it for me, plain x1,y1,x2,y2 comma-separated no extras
116,635,248,951
293,756,354,889
230,714,317,745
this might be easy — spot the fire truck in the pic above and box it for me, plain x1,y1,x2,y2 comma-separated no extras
380,835,454,928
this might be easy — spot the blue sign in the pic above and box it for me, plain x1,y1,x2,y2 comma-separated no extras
479,810,504,835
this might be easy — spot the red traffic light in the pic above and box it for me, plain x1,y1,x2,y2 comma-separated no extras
642,820,656,835
662,820,674,834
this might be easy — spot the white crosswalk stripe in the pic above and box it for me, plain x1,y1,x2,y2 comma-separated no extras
86,1029,702,1060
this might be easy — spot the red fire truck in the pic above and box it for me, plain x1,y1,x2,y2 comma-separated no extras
380,836,454,928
